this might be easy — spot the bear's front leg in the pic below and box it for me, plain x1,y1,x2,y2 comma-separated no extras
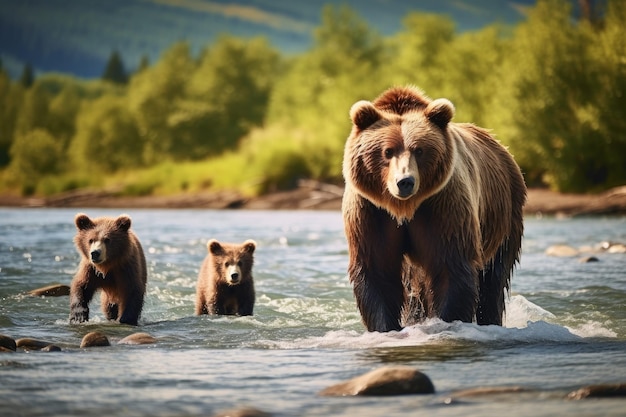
69,266,98,324
344,200,407,332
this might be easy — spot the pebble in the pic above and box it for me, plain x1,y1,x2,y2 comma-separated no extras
28,284,71,297
0,334,17,352
118,332,157,345
80,331,110,348
568,383,626,399
578,256,599,263
319,366,435,396
41,345,62,352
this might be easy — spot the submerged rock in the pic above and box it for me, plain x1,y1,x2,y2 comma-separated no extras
568,383,626,399
41,345,62,352
319,366,435,396
16,338,54,350
578,256,600,263
28,284,71,297
451,386,533,398
0,334,17,352
118,332,157,345
80,332,110,348
545,245,579,257
213,407,272,417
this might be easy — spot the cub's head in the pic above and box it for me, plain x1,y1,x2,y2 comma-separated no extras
207,239,256,285
74,213,133,270
342,86,457,222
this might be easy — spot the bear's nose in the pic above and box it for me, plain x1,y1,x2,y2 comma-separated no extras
230,272,240,282
90,249,101,262
396,175,416,197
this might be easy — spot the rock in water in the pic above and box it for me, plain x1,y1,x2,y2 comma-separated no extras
28,284,71,297
16,338,55,350
319,366,435,396
80,332,110,348
0,334,17,352
118,332,157,345
568,383,626,399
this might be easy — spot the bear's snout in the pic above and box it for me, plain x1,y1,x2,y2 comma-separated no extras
396,175,416,198
90,249,101,263
226,264,242,285
88,241,107,264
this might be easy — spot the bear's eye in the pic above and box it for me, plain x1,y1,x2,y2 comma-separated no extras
224,261,230,267
88,239,94,244
415,148,423,157
237,261,242,267
103,237,110,244
383,148,394,159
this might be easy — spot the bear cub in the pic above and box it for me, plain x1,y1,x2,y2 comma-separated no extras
69,213,147,325
195,239,256,316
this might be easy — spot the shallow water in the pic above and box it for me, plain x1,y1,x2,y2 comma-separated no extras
1,208,625,416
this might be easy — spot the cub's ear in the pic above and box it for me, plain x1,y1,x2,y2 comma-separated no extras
425,98,455,129
75,213,95,230
242,240,256,254
115,215,132,232
350,100,382,131
208,239,224,255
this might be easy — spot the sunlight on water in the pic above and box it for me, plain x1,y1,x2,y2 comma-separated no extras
1,209,625,417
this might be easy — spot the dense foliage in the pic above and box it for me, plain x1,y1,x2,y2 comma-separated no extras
1,0,624,196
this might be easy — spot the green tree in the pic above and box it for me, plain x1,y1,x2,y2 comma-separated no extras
266,5,385,180
176,36,281,159
503,0,619,191
0,72,23,166
19,63,34,88
127,41,195,163
6,128,63,194
71,95,143,172
102,50,128,84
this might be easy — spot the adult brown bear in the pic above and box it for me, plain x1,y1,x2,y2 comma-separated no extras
342,86,526,332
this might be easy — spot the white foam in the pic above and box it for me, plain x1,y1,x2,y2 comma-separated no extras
260,294,616,349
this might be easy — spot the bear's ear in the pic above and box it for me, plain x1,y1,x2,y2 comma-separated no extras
75,213,94,230
425,98,455,129
350,100,382,131
115,215,132,232
208,239,224,255
242,240,256,254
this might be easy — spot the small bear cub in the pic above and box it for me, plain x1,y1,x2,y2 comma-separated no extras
195,239,256,316
69,213,147,325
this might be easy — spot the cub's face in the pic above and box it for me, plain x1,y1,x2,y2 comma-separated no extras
208,239,256,285
343,87,457,222
74,213,132,267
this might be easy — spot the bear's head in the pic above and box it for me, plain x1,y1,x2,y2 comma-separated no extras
207,239,256,286
343,86,457,222
74,213,133,272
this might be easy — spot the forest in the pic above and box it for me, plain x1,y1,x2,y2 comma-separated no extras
0,0,624,198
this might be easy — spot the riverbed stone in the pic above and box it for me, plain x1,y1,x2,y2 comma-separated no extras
28,284,71,297
319,366,435,396
0,334,17,351
568,383,626,399
80,331,110,348
16,338,54,350
41,345,62,352
213,407,272,417
545,245,579,257
118,332,157,345
579,256,600,263
451,386,532,398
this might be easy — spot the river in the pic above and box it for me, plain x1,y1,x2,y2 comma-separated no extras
1,208,625,416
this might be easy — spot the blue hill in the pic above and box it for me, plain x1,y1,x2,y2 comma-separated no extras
0,0,570,80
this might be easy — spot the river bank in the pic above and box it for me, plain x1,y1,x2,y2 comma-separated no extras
1,181,625,217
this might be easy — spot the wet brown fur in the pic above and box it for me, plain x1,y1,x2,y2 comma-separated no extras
195,239,256,316
69,213,147,325
342,86,526,332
